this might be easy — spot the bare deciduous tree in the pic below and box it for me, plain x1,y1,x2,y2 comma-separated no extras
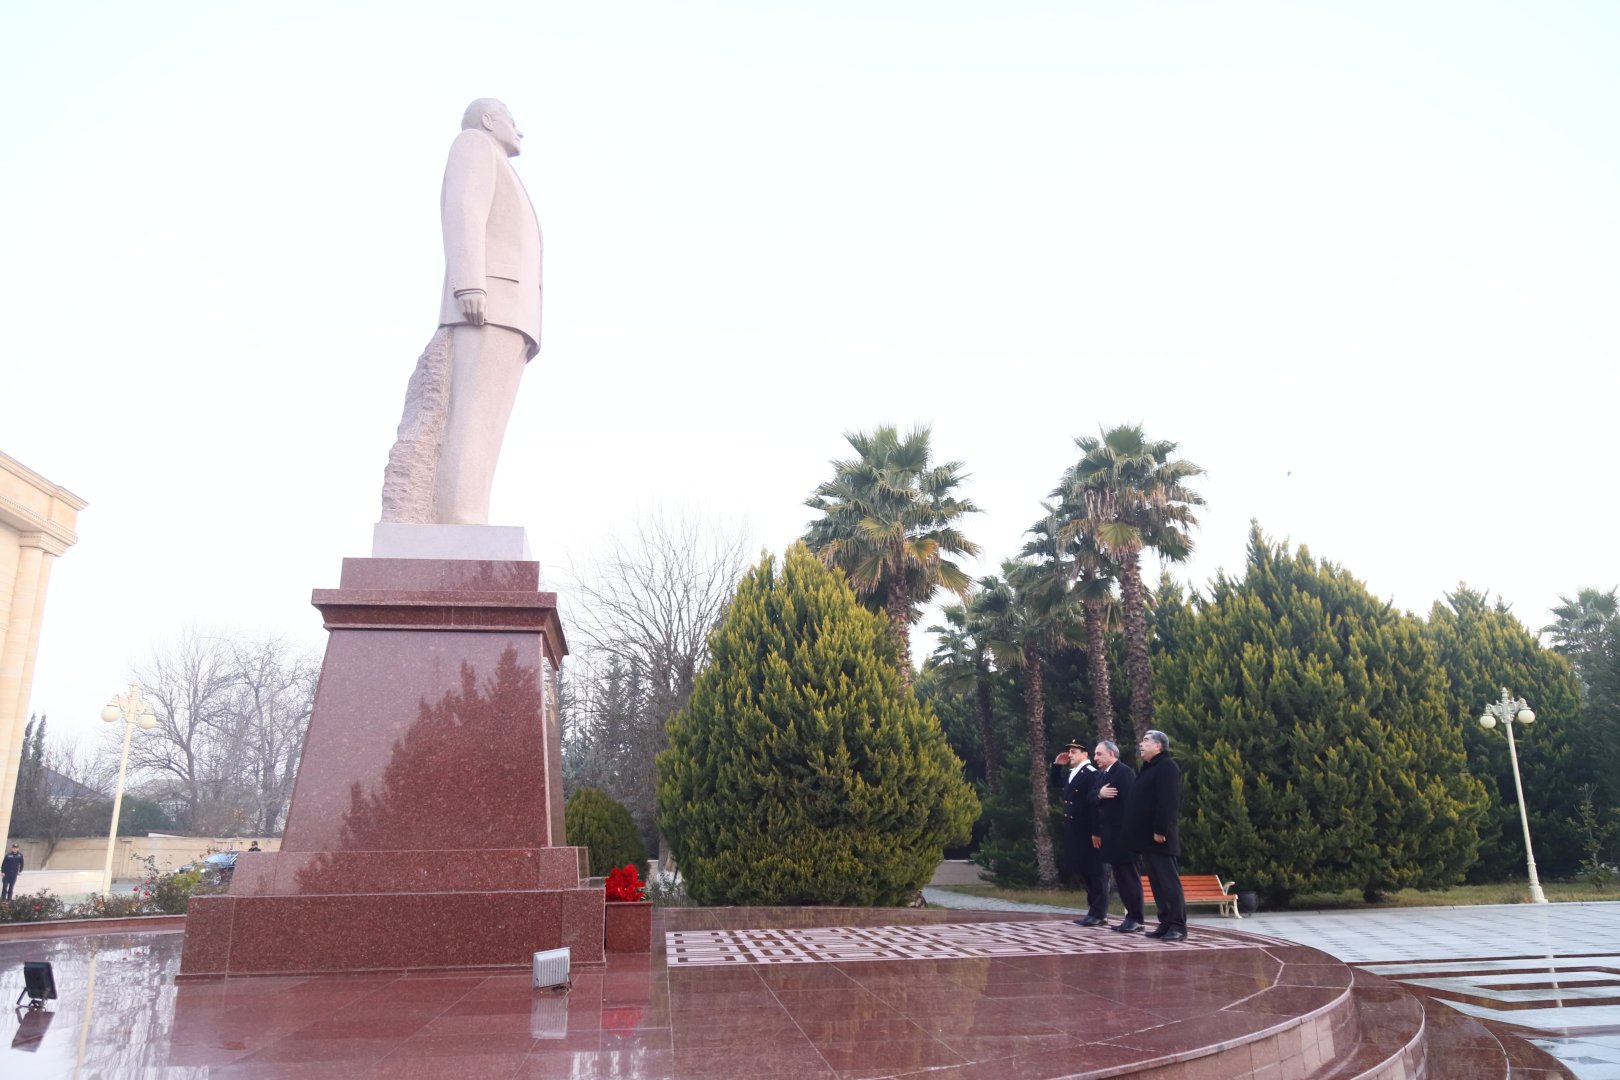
229,636,319,835
561,511,751,860
118,628,317,836
124,627,241,834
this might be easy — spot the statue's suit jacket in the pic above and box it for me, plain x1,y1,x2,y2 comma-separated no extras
438,128,542,359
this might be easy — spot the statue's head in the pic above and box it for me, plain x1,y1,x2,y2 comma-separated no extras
462,98,522,158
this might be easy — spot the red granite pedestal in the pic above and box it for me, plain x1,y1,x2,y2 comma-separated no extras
180,556,604,976
605,900,654,953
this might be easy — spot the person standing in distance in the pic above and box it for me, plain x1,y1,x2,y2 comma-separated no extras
435,97,542,525
1091,739,1146,932
1,844,23,900
1124,730,1186,941
1050,740,1106,925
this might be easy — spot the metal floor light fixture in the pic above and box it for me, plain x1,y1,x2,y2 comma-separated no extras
17,961,56,1008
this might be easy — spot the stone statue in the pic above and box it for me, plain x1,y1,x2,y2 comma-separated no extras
381,98,542,526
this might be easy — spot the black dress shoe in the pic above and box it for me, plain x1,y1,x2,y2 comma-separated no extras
1075,915,1107,927
1160,928,1187,942
1111,919,1146,933
1144,926,1169,938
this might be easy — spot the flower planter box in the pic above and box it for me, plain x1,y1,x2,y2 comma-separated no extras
604,900,652,953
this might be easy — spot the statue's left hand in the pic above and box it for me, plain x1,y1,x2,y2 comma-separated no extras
456,289,488,325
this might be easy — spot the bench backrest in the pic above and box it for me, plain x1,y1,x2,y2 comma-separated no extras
1139,874,1232,902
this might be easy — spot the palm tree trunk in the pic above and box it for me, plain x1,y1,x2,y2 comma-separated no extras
1082,592,1115,744
1024,654,1058,886
1117,549,1152,743
974,665,1000,796
885,584,913,687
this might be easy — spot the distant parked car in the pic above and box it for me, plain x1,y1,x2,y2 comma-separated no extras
176,852,239,885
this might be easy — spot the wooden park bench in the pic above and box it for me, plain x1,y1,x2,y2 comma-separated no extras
1140,873,1242,918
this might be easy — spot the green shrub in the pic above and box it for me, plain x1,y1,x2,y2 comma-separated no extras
565,788,648,877
65,892,153,919
1158,526,1489,906
0,891,65,923
658,544,979,905
149,869,204,914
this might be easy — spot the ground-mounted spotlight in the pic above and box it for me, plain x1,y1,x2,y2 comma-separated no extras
531,947,571,991
17,961,56,1008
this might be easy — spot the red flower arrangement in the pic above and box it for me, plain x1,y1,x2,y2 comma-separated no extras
604,864,646,903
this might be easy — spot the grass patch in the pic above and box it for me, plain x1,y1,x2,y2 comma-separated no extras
1287,881,1618,909
937,881,1620,911
942,884,1086,908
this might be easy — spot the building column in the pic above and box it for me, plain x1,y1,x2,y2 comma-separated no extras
0,535,59,846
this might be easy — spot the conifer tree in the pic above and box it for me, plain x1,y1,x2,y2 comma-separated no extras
565,787,649,876
1425,586,1585,880
1157,525,1488,905
657,544,979,905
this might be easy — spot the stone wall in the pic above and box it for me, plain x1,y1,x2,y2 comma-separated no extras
11,834,282,881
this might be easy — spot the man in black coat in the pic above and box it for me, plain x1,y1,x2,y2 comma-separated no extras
1123,729,1186,941
2,844,23,900
1050,740,1107,925
1090,739,1146,931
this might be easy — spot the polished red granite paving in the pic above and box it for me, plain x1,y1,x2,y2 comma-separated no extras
0,908,1550,1078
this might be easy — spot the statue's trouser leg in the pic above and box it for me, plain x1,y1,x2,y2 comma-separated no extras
435,324,528,525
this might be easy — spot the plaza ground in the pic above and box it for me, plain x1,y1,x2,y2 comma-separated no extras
927,885,1620,1079
0,901,1584,1078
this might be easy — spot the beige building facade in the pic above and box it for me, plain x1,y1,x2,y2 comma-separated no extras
1,450,85,846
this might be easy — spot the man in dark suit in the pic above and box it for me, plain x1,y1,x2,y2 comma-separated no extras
1,844,22,899
1123,729,1186,941
1050,740,1106,925
1091,739,1146,932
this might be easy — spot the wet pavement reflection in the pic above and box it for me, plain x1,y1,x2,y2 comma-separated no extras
0,909,1550,1078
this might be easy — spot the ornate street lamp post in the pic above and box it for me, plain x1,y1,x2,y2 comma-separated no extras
99,685,157,894
1477,687,1546,904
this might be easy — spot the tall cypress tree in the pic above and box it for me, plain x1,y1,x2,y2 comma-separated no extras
657,544,979,905
8,716,48,836
1157,525,1488,906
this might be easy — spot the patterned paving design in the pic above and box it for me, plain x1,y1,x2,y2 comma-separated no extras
1180,904,1620,1079
666,918,1255,966
1361,954,1620,1075
1365,954,1620,1016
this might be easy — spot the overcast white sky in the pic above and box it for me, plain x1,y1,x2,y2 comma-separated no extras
4,1,1616,755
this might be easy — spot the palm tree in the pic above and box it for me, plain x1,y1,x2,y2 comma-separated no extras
1543,586,1619,688
804,425,981,681
975,558,1081,888
1029,504,1121,744
928,603,1001,797
1074,542,1122,745
1054,424,1203,740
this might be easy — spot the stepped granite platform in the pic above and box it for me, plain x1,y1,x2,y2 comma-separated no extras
0,907,1570,1078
